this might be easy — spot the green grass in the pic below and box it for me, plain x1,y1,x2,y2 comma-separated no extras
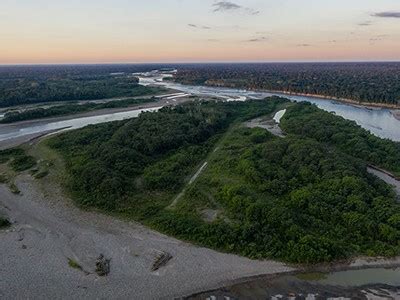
33,169,49,179
0,174,8,183
10,155,36,172
68,258,83,271
0,148,37,172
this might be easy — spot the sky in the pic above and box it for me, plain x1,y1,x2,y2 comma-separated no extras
0,0,399,64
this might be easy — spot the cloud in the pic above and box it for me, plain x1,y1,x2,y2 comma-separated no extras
369,34,389,43
372,11,400,18
212,1,260,15
246,36,268,42
358,21,372,26
297,44,312,47
188,24,211,30
213,1,241,11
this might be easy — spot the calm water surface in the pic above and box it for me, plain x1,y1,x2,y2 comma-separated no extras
0,107,160,142
140,72,400,142
191,268,400,299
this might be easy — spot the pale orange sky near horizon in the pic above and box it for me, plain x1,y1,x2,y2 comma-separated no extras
0,0,399,64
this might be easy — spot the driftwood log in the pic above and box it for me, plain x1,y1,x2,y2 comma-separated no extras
151,251,172,271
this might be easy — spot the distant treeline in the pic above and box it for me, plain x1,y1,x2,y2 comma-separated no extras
174,63,400,106
0,74,163,107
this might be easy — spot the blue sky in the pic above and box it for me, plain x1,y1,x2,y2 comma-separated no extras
0,0,399,63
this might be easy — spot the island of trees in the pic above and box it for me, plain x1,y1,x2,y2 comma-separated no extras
0,97,158,123
43,98,400,264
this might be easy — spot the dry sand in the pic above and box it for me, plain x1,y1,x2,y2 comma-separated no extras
0,174,294,299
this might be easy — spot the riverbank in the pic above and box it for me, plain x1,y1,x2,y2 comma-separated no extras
261,89,400,110
367,166,400,196
0,156,293,299
0,95,192,150
188,267,400,299
177,80,400,110
2,139,400,299
392,110,400,121
1,128,296,298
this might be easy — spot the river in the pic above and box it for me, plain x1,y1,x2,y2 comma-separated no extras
190,267,400,299
0,107,160,147
139,70,400,142
1,70,399,145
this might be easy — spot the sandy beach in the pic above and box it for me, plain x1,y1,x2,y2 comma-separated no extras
0,172,294,299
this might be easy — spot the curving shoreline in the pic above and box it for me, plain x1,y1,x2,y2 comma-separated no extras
2,169,400,299
196,80,400,110
1,89,400,298
0,158,293,299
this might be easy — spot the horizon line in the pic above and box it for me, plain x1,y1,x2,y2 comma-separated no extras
1,59,400,67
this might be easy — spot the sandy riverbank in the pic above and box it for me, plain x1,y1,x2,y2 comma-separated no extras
392,110,400,121
188,81,400,110
0,96,191,150
0,170,294,299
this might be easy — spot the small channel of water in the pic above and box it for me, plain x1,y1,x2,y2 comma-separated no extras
190,268,400,299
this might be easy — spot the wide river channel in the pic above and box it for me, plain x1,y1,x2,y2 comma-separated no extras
0,70,399,144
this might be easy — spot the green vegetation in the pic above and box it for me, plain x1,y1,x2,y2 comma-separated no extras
170,128,399,263
0,174,8,183
48,99,400,264
0,148,37,194
175,63,400,106
68,258,83,271
10,155,36,172
280,103,400,177
0,97,158,123
0,74,164,107
33,169,49,179
48,98,284,211
0,148,37,172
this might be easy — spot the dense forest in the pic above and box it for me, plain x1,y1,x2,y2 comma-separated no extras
0,97,157,123
48,99,284,210
280,103,400,177
48,99,400,263
0,74,163,107
173,63,400,106
2,62,399,108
